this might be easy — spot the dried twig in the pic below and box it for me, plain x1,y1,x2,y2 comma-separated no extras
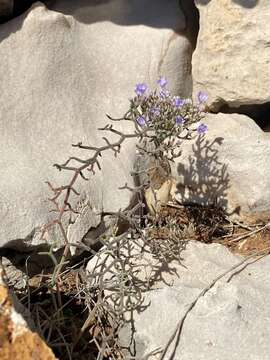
227,222,270,243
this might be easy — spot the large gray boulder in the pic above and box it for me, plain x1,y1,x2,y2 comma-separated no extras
192,0,270,111
118,241,270,360
0,1,192,250
171,113,270,223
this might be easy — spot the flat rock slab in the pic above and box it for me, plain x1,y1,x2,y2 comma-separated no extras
0,1,191,250
119,241,270,360
192,0,270,111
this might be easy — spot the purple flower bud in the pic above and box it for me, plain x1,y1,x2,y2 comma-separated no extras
173,96,185,108
157,77,168,88
136,116,146,127
135,83,147,96
197,123,208,134
197,91,208,103
150,107,160,116
175,115,184,125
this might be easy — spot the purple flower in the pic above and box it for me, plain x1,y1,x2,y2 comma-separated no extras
157,77,168,88
175,115,184,125
150,107,160,116
135,83,147,96
136,116,146,127
197,123,208,134
197,91,208,103
173,96,185,108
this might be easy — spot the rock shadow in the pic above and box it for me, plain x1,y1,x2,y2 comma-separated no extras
48,0,185,29
195,0,259,7
0,0,48,24
0,10,22,42
232,0,259,7
0,1,45,42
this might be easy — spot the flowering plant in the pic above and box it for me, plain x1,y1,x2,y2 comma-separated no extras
41,76,209,358
130,77,208,148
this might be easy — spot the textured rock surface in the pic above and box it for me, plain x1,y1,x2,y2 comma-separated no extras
119,241,270,360
171,113,270,222
0,269,57,360
0,1,192,250
192,0,270,111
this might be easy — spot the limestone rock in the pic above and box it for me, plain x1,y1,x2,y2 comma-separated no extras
119,241,270,360
171,113,270,223
0,1,192,250
192,0,270,111
0,269,57,360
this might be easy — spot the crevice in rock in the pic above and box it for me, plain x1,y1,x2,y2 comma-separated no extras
218,102,270,132
0,244,93,278
0,1,54,24
0,1,33,23
12,0,37,18
179,0,200,50
178,0,200,97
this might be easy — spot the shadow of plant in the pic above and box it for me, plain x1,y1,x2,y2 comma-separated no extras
175,135,230,210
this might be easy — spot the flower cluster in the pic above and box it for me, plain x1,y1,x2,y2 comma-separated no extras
129,77,208,146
